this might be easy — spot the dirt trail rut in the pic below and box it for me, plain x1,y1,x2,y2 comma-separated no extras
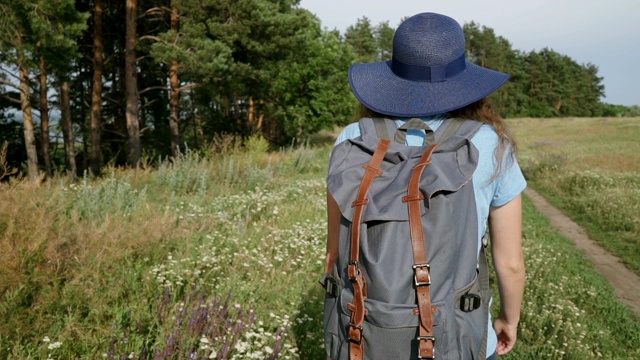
525,188,640,315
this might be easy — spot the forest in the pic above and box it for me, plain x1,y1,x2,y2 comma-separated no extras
0,0,637,180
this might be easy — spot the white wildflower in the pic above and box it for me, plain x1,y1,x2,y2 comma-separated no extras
47,341,63,350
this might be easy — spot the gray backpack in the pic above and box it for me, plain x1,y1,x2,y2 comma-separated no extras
321,118,491,360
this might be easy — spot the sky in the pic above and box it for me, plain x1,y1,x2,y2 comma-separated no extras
298,0,640,107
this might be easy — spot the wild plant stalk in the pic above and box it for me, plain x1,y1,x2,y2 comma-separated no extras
0,141,18,181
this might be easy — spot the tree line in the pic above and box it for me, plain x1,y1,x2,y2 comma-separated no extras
0,1,634,180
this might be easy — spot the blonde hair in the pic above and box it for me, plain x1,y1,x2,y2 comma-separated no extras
450,98,516,179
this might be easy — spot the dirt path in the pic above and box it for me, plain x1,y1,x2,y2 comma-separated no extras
525,188,640,315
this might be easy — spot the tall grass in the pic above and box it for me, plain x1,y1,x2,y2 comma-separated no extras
0,137,330,359
0,129,638,359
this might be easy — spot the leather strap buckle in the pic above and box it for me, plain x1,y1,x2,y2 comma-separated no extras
348,323,364,345
416,336,436,359
348,261,360,283
412,263,431,287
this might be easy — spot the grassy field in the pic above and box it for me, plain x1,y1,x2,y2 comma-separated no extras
0,122,639,359
508,117,640,275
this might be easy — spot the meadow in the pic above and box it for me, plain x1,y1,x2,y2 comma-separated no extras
0,119,639,359
508,117,640,275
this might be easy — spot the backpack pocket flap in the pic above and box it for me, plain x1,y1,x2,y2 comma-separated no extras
339,289,446,329
327,134,478,222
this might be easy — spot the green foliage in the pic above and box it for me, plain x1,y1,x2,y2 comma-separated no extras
146,0,355,145
374,21,394,61
344,16,377,63
0,0,87,71
271,29,355,141
244,134,270,155
344,17,397,63
147,1,235,83
602,104,640,117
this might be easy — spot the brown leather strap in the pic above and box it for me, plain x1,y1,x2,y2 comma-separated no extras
348,139,390,360
349,140,389,261
403,144,438,359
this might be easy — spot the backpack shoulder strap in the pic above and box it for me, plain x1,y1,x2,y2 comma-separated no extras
360,117,437,146
360,117,481,145
358,117,396,141
434,118,483,144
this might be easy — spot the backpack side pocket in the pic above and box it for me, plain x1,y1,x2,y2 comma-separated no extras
320,265,342,358
454,270,489,359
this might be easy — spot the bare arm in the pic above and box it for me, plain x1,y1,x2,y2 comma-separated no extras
325,190,341,274
489,194,525,356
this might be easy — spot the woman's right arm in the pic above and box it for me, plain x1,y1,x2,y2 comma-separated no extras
489,194,526,356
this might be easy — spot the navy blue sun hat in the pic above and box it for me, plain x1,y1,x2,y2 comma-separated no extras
349,12,510,117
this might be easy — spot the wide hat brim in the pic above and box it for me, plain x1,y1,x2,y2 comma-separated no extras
349,60,510,117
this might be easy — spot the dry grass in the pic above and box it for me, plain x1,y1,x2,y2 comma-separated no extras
0,170,200,349
508,117,640,173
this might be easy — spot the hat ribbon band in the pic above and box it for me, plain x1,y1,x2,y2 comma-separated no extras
391,54,466,82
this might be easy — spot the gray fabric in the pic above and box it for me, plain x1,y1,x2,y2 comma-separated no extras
327,122,479,222
324,119,490,359
371,118,391,140
436,118,467,144
394,118,434,145
358,117,470,148
360,117,397,142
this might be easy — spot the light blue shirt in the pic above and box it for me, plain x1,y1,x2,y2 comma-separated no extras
334,117,527,357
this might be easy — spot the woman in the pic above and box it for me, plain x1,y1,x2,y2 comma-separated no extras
324,12,526,359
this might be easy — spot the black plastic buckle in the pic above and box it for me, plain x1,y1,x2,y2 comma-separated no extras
347,323,364,345
460,293,482,312
416,336,436,359
319,275,339,297
412,263,431,287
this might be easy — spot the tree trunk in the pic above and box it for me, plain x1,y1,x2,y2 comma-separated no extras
90,0,104,175
169,6,181,157
248,96,256,132
77,59,89,171
17,36,39,181
125,0,140,168
257,113,264,131
60,81,77,179
39,54,52,177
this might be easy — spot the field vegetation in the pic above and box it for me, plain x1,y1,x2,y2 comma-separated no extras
509,117,640,275
0,120,639,359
